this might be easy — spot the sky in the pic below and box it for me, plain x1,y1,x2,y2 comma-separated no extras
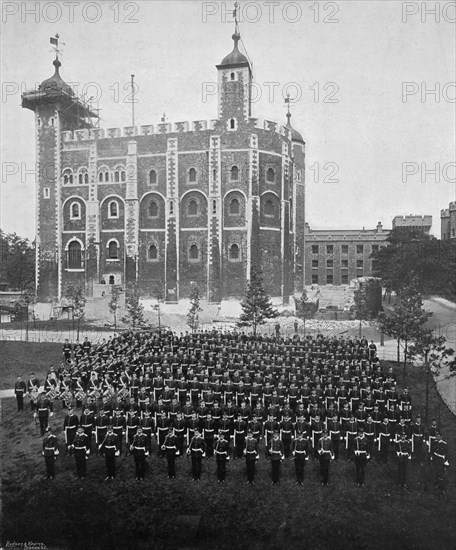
1,0,455,239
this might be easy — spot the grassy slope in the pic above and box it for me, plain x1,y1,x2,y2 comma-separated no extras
1,346,455,550
0,341,63,390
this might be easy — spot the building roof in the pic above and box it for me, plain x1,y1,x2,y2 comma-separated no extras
39,58,74,96
217,32,251,70
286,112,305,145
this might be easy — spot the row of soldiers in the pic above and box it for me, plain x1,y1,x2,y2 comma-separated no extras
42,422,450,490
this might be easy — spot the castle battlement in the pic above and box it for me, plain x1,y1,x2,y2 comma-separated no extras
441,209,450,217
61,117,291,143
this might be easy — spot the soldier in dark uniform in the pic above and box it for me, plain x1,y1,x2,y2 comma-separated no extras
395,432,411,489
63,408,79,450
80,407,95,451
214,432,230,483
42,427,59,479
112,408,126,454
317,429,334,486
72,426,90,479
280,414,294,458
431,431,449,491
156,411,171,457
99,425,120,480
202,412,217,458
14,375,27,412
173,412,187,456
126,410,140,455
244,430,259,484
292,430,309,485
327,415,341,461
35,392,51,436
233,413,247,459
187,428,206,481
377,418,392,464
162,427,179,478
131,426,149,480
268,430,284,485
353,427,370,487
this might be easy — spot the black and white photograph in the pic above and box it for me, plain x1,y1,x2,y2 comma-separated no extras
1,1,455,548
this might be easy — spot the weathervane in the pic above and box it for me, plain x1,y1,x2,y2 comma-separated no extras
49,33,65,59
233,2,239,33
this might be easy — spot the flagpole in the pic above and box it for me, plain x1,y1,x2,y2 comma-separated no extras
131,74,135,127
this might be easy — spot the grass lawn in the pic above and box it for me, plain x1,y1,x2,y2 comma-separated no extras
1,345,455,550
0,341,63,390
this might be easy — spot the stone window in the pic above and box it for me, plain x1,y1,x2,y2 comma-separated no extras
148,244,158,261
212,200,217,215
169,201,174,215
189,244,200,262
107,240,119,260
188,167,197,183
229,243,240,261
79,173,84,185
230,72,236,81
104,172,110,182
149,170,157,185
114,171,120,183
188,199,198,216
148,200,159,218
372,244,379,253
108,201,119,219
341,245,349,254
229,197,240,215
326,245,334,254
312,259,318,268
70,202,81,220
326,259,333,268
357,260,364,268
229,118,237,130
230,165,239,181
326,273,333,284
341,259,348,268
43,188,50,199
312,274,319,284
356,245,364,254
68,241,83,270
63,169,73,185
311,245,319,254
341,274,348,284
264,199,274,217
121,171,126,182
266,168,275,183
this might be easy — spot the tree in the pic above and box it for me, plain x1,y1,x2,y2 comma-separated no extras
378,279,432,376
371,227,456,300
0,230,35,290
108,286,120,331
121,284,145,330
187,287,203,332
408,329,456,423
295,289,318,335
237,265,279,336
65,284,86,340
15,284,37,341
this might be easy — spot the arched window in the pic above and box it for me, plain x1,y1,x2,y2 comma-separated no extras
230,72,235,80
68,241,82,269
69,174,73,184
84,173,89,184
212,200,217,214
229,243,240,261
107,240,119,260
114,171,120,183
266,167,275,183
38,118,42,127
188,199,198,216
50,117,55,127
148,200,159,218
70,202,81,219
230,166,239,181
79,173,83,185
189,244,199,261
99,172,103,182
121,171,126,182
169,201,174,215
148,244,158,261
108,201,119,219
63,171,70,185
188,168,197,183
264,198,274,217
229,197,240,215
230,118,236,130
149,170,157,185
104,172,110,182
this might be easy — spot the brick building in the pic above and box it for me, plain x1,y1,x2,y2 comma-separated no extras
392,215,432,234
441,202,456,241
22,30,306,303
304,222,389,286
